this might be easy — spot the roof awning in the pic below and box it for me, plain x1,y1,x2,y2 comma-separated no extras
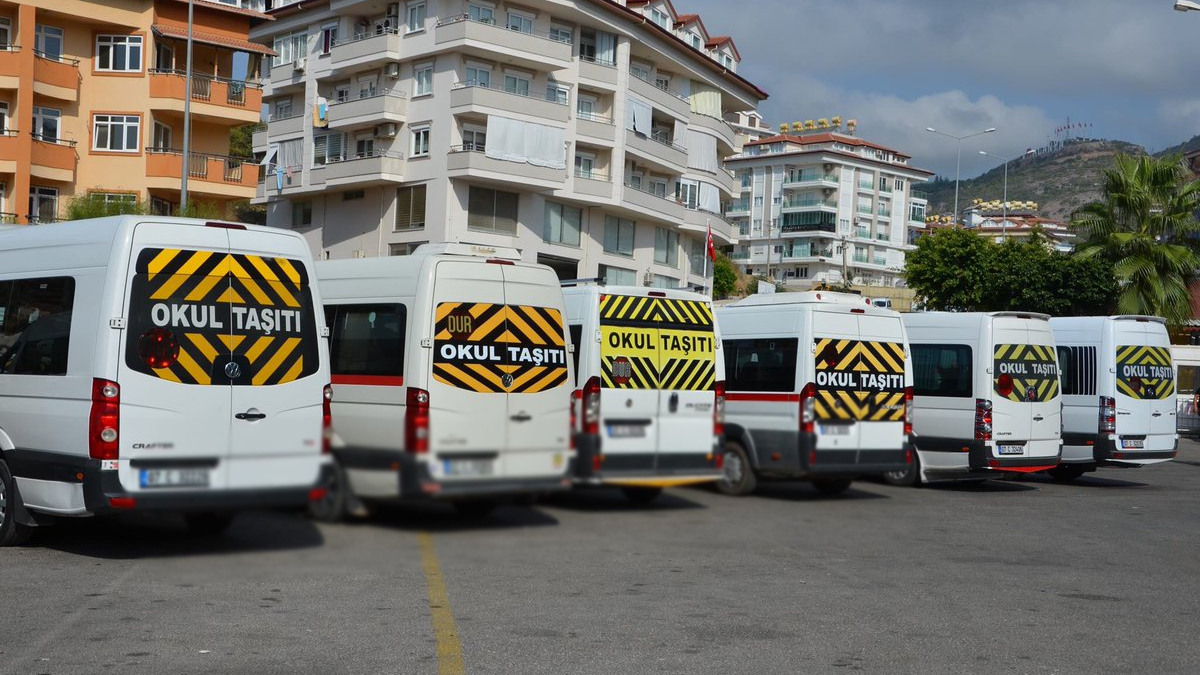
152,24,276,57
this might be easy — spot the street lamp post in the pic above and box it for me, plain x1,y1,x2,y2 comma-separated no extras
181,0,194,213
1175,0,1200,11
978,150,1021,241
925,126,996,225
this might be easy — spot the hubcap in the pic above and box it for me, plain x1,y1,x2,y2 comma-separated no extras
722,451,743,484
0,481,7,522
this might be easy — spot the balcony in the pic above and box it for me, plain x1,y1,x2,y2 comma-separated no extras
683,208,735,244
450,82,570,123
781,220,837,235
435,15,572,71
854,228,870,239
149,70,262,124
628,71,690,118
328,89,408,129
782,172,839,190
689,113,738,154
251,124,267,150
876,207,892,219
269,58,310,91
145,148,257,198
33,52,79,102
330,29,401,71
446,147,566,188
577,55,618,87
0,47,21,85
266,112,305,138
323,150,406,187
576,114,616,143
573,169,613,199
781,197,838,213
725,200,750,217
0,130,19,173
622,182,685,223
31,135,76,182
625,129,686,174
783,248,834,262
911,190,928,201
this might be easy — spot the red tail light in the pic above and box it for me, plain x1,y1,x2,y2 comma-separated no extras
322,384,333,454
583,376,601,436
137,328,179,369
903,385,913,436
89,379,120,460
570,389,579,449
996,373,1014,398
405,387,431,453
974,398,993,441
799,382,816,434
1099,396,1116,433
713,380,726,437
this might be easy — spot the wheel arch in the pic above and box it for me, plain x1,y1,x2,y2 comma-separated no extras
722,423,761,469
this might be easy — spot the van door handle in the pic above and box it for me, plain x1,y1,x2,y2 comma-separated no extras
1152,412,1162,418
510,413,532,423
1032,415,1044,422
235,412,267,421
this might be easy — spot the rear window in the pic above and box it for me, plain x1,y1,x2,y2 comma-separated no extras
912,344,972,398
993,344,1059,402
724,338,797,392
1179,365,1200,396
325,303,406,380
568,323,582,385
0,277,75,376
1057,345,1097,396
1116,345,1174,400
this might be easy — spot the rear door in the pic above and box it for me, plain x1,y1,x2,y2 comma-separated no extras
812,308,864,452
854,313,908,451
991,318,1059,453
118,223,234,492
1115,323,1175,442
598,292,661,471
655,295,717,464
1025,324,1062,449
225,228,324,489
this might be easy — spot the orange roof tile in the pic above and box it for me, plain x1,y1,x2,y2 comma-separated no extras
152,24,277,56
167,0,271,20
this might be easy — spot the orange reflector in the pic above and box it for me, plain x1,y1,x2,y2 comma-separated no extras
771,453,782,461
109,497,136,509
75,472,84,481
390,462,400,471
421,483,441,494
308,487,327,502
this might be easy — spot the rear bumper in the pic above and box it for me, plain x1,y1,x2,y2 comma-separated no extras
393,450,572,500
572,434,722,485
795,435,911,477
968,440,1060,472
1061,434,1177,466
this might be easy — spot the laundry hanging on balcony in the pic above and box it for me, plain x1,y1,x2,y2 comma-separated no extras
698,182,721,214
686,130,718,173
484,116,566,169
624,96,652,137
313,95,328,128
689,82,722,118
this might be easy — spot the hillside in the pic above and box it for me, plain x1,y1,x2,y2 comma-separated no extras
919,139,1144,222
1155,134,1200,159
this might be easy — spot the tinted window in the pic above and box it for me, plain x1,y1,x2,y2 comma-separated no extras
724,338,797,392
325,303,406,377
1057,345,1097,396
569,323,582,386
1179,365,1200,396
0,277,75,376
912,344,972,397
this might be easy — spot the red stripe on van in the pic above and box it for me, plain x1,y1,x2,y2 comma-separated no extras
725,393,802,402
331,375,405,386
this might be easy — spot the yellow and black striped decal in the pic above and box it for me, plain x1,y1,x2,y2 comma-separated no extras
1116,345,1174,400
432,302,568,394
599,294,715,391
125,247,318,386
813,338,906,421
993,344,1060,402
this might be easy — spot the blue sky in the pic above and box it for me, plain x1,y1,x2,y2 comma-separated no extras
683,0,1200,179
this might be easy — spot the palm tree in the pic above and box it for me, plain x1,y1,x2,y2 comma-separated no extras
1071,153,1200,324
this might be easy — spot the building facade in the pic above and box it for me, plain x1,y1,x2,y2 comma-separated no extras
724,127,932,288
0,0,266,224
251,0,765,288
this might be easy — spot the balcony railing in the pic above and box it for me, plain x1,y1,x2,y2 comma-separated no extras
450,80,570,106
0,212,18,224
858,181,874,190
33,50,79,66
150,69,262,106
911,190,929,200
783,198,837,209
854,228,870,239
268,110,304,122
574,168,610,182
578,54,617,68
785,172,838,184
333,27,400,46
32,134,76,147
435,13,565,43
853,253,869,263
877,208,892,217
147,147,255,183
577,111,614,124
628,69,689,103
647,129,687,153
328,148,405,163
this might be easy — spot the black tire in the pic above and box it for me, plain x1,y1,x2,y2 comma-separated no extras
0,461,33,547
716,440,757,496
184,512,235,536
621,487,663,504
812,478,853,496
453,499,498,519
1047,465,1087,482
308,460,348,523
883,451,921,487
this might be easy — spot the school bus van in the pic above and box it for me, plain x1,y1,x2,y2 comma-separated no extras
1050,316,1177,480
0,217,332,546
891,312,1062,486
562,283,724,503
315,244,573,519
714,292,913,496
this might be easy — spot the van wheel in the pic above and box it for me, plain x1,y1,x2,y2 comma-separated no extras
812,479,853,496
453,499,498,519
716,441,757,496
1047,465,1087,482
621,487,663,504
0,461,33,547
184,512,235,536
883,452,921,487
308,461,348,523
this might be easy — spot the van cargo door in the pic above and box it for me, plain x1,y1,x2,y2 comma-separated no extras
655,297,716,465
812,309,864,452
598,293,661,474
991,335,1058,455
1115,338,1174,439
853,313,908,451
990,320,1034,444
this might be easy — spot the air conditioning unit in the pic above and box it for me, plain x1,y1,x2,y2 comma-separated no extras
643,271,654,286
384,62,401,78
823,163,834,172
375,122,398,138
293,57,306,73
387,3,400,19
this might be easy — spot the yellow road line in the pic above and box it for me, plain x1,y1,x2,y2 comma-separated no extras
419,531,465,675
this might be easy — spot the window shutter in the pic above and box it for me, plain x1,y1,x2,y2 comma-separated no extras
411,185,426,227
395,187,412,230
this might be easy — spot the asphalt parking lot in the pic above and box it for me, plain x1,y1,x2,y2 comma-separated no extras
3,441,1200,675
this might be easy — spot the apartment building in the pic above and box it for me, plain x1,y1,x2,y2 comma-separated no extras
725,124,933,289
0,0,266,224
250,0,765,288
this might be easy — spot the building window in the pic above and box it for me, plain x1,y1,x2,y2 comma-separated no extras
406,2,426,33
29,186,58,223
395,185,426,231
468,3,495,24
546,82,568,105
92,114,140,152
292,200,312,228
321,24,338,54
647,177,668,198
654,226,679,267
414,63,433,96
462,125,486,151
689,238,706,275
343,190,365,201
577,94,598,121
0,18,11,50
411,126,430,157
574,152,594,179
650,274,676,289
598,264,635,286
274,98,293,119
390,242,426,256
604,216,635,256
467,186,518,234
894,178,905,191
549,25,572,43
313,131,345,165
0,101,8,133
0,276,75,376
150,196,174,216
649,8,670,29
272,31,306,66
152,121,172,150
690,33,702,50
503,72,531,97
465,64,491,87
355,135,374,158
35,25,63,61
32,106,60,142
544,201,581,247
333,83,350,103
507,11,533,34
578,28,616,66
96,35,143,72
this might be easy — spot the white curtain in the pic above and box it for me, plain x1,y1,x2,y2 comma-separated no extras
626,96,652,136
687,130,719,173
699,182,721,213
485,116,565,169
596,31,616,65
673,119,687,147
689,81,722,118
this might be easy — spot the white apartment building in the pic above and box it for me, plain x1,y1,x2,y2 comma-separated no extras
724,128,933,288
250,0,765,289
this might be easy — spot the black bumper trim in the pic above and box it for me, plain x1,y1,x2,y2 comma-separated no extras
796,435,911,476
395,450,572,500
571,435,720,480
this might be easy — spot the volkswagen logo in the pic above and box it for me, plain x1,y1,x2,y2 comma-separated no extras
224,361,242,379
501,373,515,388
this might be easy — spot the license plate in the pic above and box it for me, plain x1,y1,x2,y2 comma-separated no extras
1121,439,1145,449
607,424,646,438
139,468,210,488
819,424,850,436
997,444,1025,455
444,459,493,477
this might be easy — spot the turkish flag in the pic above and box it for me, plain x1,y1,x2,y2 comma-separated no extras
706,223,716,261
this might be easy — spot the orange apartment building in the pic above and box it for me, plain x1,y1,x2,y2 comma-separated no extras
0,0,270,224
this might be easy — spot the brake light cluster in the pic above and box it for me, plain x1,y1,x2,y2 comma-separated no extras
713,381,726,437
405,387,431,453
582,376,601,436
903,386,913,436
974,398,993,441
798,382,816,434
1099,396,1116,433
89,379,120,460
322,384,333,454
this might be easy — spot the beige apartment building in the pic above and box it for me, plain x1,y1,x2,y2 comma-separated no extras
251,0,765,287
0,0,266,224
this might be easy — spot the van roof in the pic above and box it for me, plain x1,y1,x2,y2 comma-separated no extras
1049,315,1166,326
411,243,522,260
727,291,874,308
561,284,712,302
908,310,1051,321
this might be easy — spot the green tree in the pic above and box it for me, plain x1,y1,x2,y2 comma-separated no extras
904,227,992,311
712,252,737,299
66,194,146,220
1071,153,1200,324
230,123,257,158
